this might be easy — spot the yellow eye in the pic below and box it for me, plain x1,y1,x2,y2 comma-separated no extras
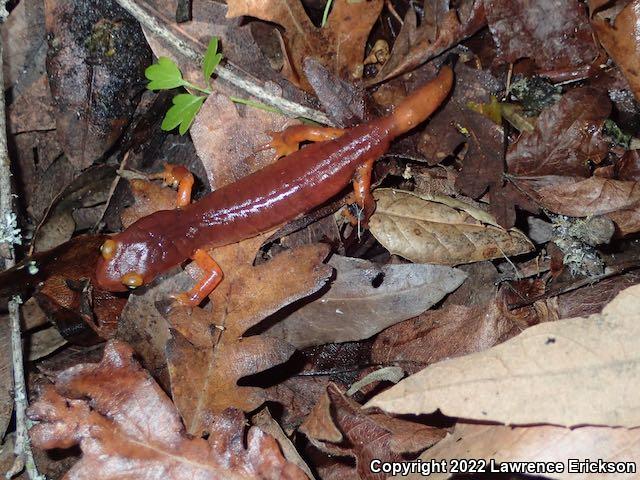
100,239,117,260
121,272,143,289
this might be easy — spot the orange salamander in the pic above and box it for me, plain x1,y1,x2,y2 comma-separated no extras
95,66,453,306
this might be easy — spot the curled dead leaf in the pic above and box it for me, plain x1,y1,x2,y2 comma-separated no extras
369,189,534,265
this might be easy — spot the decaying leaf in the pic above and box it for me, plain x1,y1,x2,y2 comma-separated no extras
507,87,611,176
32,165,116,252
301,384,445,480
367,284,640,427
510,175,640,235
371,282,555,374
411,422,640,480
371,0,486,83
264,255,466,348
485,0,598,72
28,340,308,480
226,0,383,91
44,0,150,168
369,189,534,265
593,0,640,101
2,0,47,97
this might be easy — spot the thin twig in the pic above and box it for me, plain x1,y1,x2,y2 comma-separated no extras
0,7,43,478
113,0,332,125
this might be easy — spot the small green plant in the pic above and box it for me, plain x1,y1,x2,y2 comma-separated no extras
145,37,221,134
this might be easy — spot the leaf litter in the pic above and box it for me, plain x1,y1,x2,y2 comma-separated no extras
1,0,640,478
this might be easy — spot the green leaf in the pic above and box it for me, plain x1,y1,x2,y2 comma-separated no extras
146,57,186,90
202,37,223,80
161,94,205,135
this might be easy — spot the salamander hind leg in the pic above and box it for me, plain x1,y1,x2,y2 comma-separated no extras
344,159,376,228
264,125,346,159
149,163,195,207
172,249,224,307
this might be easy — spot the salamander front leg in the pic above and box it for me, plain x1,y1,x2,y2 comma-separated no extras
265,125,346,159
149,163,195,207
172,249,224,307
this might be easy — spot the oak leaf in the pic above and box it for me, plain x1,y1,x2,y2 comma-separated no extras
226,0,383,91
367,284,640,427
369,189,534,265
301,384,445,480
166,239,332,434
28,340,307,480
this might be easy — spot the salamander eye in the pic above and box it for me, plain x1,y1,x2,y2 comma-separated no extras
121,272,144,289
100,239,117,260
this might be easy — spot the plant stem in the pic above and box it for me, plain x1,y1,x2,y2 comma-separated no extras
114,0,332,125
0,8,43,478
229,96,283,115
182,80,212,95
321,0,333,27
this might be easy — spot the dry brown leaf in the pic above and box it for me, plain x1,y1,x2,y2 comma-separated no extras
301,384,445,480
593,0,640,101
28,340,308,480
167,240,332,435
191,93,299,189
510,175,640,235
2,0,46,96
369,189,534,265
507,87,611,176
409,422,640,480
264,255,466,348
371,0,486,83
371,282,555,374
252,408,314,480
367,284,640,427
226,0,383,91
33,165,116,252
8,74,56,134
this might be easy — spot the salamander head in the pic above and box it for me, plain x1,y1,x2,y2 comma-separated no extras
95,234,160,292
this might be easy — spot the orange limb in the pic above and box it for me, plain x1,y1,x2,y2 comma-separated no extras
349,159,376,226
265,125,345,159
149,163,195,207
172,249,224,307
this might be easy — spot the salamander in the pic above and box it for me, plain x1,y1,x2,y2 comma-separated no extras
95,66,453,306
